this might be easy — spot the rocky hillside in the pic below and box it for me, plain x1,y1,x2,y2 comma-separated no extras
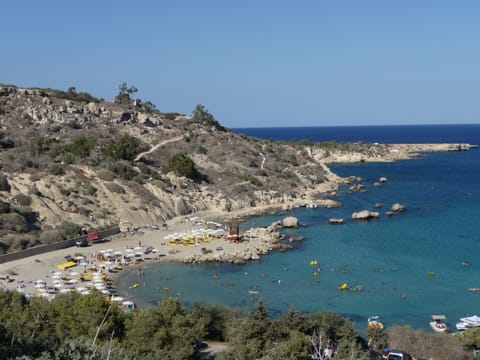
0,84,470,253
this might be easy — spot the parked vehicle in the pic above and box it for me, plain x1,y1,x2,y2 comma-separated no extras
75,238,89,247
87,230,103,243
387,350,412,360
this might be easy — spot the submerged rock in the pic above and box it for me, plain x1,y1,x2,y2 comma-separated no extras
329,218,344,225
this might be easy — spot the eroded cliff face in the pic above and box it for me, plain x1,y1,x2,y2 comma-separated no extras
0,85,344,238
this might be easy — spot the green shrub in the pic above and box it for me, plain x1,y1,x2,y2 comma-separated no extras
29,173,41,182
104,182,125,194
102,134,141,161
162,112,182,120
0,174,10,191
167,153,198,179
65,135,96,159
58,220,82,239
197,145,208,154
13,193,32,207
97,169,114,181
0,200,10,213
38,229,65,244
58,186,71,196
0,212,29,232
240,174,263,187
50,87,100,103
277,171,298,181
10,236,31,251
28,185,41,196
49,164,65,176
107,160,137,180
86,185,97,196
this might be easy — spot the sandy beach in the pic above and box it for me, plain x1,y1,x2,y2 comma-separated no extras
0,207,292,298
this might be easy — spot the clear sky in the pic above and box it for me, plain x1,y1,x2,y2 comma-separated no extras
2,1,479,128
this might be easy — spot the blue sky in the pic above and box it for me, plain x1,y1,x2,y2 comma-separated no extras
1,1,479,128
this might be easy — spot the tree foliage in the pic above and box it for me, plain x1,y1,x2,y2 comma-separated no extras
114,82,138,105
191,104,226,131
103,134,141,161
167,153,198,179
0,290,474,359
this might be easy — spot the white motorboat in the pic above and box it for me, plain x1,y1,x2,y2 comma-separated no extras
430,315,449,333
456,315,480,331
460,315,480,326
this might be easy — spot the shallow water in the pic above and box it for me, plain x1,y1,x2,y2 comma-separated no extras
116,149,480,332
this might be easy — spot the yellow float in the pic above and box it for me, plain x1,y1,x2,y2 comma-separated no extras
338,283,349,291
310,260,318,266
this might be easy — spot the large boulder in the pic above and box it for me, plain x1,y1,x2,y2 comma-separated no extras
352,210,380,220
391,203,406,213
282,216,299,228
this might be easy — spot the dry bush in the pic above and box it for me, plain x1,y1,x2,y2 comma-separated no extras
13,193,32,207
0,212,29,232
104,182,125,194
10,235,33,250
388,326,473,360
97,169,114,181
38,229,64,245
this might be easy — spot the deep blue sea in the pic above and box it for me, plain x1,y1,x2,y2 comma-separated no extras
116,124,480,333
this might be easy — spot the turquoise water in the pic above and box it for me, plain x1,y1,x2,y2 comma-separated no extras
116,148,480,332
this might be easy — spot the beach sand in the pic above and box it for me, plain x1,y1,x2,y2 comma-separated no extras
0,209,280,297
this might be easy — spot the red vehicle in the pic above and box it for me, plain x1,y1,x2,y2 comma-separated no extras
86,230,103,243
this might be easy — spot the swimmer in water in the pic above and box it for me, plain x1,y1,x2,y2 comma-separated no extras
213,274,219,281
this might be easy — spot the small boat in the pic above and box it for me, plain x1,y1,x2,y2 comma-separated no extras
368,316,384,330
338,283,349,291
460,315,480,326
456,315,480,331
468,288,480,292
430,315,449,333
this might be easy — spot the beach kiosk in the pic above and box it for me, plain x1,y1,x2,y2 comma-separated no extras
225,218,241,242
